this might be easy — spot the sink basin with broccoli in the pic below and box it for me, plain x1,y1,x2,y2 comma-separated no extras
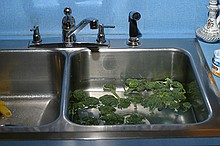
68,43,209,126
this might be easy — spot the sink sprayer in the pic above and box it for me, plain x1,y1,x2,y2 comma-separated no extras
127,11,142,47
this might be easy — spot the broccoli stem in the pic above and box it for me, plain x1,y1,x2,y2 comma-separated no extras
103,83,120,99
111,89,120,99
133,102,138,113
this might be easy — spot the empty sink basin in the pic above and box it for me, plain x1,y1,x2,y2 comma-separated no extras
0,50,65,126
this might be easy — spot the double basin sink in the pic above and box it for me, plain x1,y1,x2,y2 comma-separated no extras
0,38,219,139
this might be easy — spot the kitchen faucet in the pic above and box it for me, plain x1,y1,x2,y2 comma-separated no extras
62,7,98,43
67,18,98,42
127,11,142,46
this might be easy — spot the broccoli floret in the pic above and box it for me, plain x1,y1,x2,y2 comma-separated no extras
118,98,131,109
103,83,120,99
171,88,186,100
101,113,124,125
169,101,180,112
125,114,145,124
140,78,191,112
70,114,81,124
99,94,118,106
141,94,165,112
70,89,87,101
124,79,146,95
182,102,192,112
68,104,74,120
187,81,200,98
82,97,99,108
128,94,142,104
124,87,134,96
143,80,156,90
81,117,99,125
99,105,116,115
125,79,139,88
151,81,166,89
73,102,85,110
187,81,204,110
103,83,116,91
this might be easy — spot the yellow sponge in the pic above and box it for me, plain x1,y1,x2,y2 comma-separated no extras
0,101,12,118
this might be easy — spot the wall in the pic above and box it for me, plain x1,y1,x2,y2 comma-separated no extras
0,0,209,37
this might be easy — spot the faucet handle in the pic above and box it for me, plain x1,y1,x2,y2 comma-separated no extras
64,7,72,16
90,19,99,29
96,24,115,44
30,25,42,44
62,7,75,30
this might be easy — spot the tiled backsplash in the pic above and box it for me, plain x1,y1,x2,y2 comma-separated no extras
0,0,208,37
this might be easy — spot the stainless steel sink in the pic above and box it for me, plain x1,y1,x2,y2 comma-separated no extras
68,48,209,125
0,50,65,126
0,38,220,140
63,39,220,139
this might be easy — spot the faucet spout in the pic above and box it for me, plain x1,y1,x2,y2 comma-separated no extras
67,18,98,42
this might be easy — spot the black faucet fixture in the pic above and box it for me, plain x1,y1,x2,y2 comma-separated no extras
127,11,141,46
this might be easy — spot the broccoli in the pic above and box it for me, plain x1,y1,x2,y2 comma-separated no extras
99,105,116,115
182,102,192,112
187,81,204,110
125,114,145,124
81,117,99,125
70,114,81,124
169,101,181,112
151,81,166,90
187,81,200,98
124,79,146,95
128,94,142,104
103,83,120,99
140,78,191,112
69,78,193,125
125,78,140,88
144,80,157,90
73,102,84,110
68,103,74,118
124,87,134,96
118,98,131,109
141,94,165,112
99,94,118,106
101,113,124,125
82,97,99,108
70,89,87,101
